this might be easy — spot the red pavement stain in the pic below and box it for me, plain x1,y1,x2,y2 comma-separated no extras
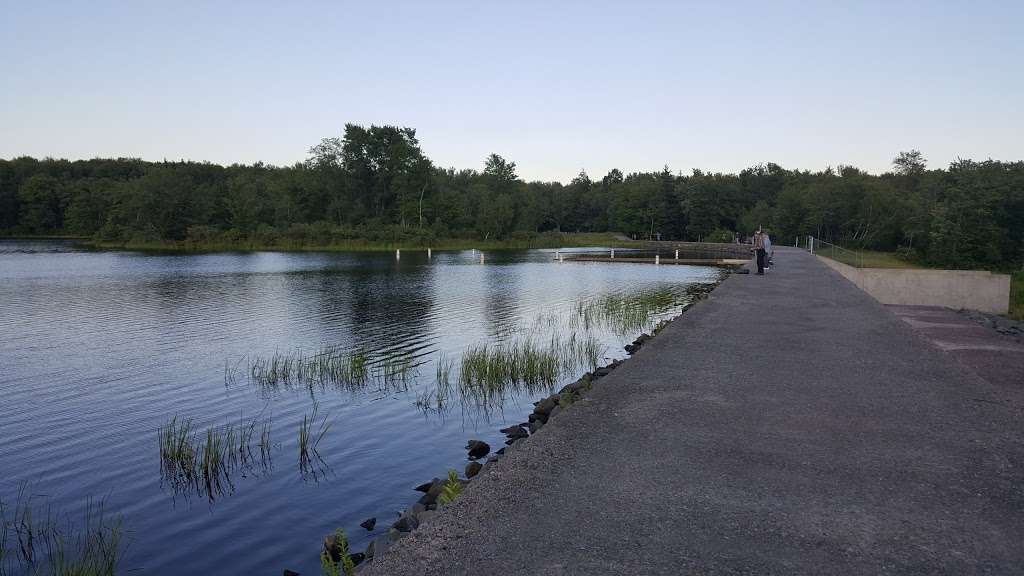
888,305,1024,387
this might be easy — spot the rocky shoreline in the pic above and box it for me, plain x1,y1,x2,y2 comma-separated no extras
297,280,719,575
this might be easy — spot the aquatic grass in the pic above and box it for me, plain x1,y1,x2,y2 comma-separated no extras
246,347,410,393
456,334,603,403
158,414,273,501
571,287,683,336
299,401,332,474
0,486,124,576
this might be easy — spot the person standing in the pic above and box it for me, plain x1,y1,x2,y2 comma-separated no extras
752,229,767,275
764,232,773,270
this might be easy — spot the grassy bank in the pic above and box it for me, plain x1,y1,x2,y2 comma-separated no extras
83,232,638,254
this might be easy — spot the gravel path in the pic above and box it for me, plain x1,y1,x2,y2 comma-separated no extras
361,247,1024,575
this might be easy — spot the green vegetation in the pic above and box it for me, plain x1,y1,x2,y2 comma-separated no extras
572,287,683,335
457,334,603,399
245,348,426,393
0,486,124,576
86,231,634,253
158,414,272,500
298,401,331,474
320,529,354,576
1011,273,1023,320
3,136,1021,272
437,470,463,506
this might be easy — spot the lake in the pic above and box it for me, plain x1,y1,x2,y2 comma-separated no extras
0,240,721,574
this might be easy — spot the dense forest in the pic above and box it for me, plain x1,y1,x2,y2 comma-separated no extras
1,124,1022,270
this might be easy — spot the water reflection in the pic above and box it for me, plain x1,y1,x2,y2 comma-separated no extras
0,241,723,575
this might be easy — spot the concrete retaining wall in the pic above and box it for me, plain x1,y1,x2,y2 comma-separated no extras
817,256,1011,314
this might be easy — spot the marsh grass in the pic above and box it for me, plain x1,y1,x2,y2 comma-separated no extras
299,401,332,475
244,347,421,395
0,486,124,576
572,287,683,336
158,414,273,500
456,334,604,404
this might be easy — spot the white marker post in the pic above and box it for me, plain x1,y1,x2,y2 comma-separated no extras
675,249,679,260
427,247,432,259
480,252,485,264
655,254,660,265
610,249,615,259
396,249,401,260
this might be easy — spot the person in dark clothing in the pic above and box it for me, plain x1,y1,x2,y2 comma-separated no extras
753,229,766,275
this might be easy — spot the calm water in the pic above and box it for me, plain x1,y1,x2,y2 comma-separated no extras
0,240,720,574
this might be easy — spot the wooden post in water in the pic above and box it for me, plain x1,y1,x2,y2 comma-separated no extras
480,252,485,264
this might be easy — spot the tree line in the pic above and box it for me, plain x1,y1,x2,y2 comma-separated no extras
1,124,1022,270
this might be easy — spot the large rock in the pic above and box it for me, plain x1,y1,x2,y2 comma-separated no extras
504,426,528,440
367,535,391,559
413,479,439,493
418,479,446,506
465,461,483,478
466,440,490,460
283,570,300,576
534,395,558,416
349,552,365,567
392,512,419,532
528,420,544,434
359,517,376,531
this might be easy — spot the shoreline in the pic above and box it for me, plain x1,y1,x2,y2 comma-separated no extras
53,233,639,254
314,279,723,573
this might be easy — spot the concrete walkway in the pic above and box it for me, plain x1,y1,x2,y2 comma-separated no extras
364,248,1024,575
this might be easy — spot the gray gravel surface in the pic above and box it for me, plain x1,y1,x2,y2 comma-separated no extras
361,248,1024,575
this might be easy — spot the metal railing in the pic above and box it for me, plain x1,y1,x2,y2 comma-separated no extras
806,236,865,269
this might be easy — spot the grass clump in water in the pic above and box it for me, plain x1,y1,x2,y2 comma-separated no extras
0,486,124,576
158,413,273,501
299,401,332,475
572,287,682,336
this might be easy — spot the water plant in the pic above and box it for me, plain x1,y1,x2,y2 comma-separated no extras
572,287,683,335
245,347,420,394
299,401,332,473
0,486,124,576
158,413,273,501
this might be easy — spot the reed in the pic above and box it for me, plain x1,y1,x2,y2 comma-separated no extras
158,414,272,500
247,347,391,391
572,287,682,335
299,401,332,472
457,334,603,399
0,486,124,576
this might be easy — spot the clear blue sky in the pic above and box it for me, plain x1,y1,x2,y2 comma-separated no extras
2,1,1022,182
